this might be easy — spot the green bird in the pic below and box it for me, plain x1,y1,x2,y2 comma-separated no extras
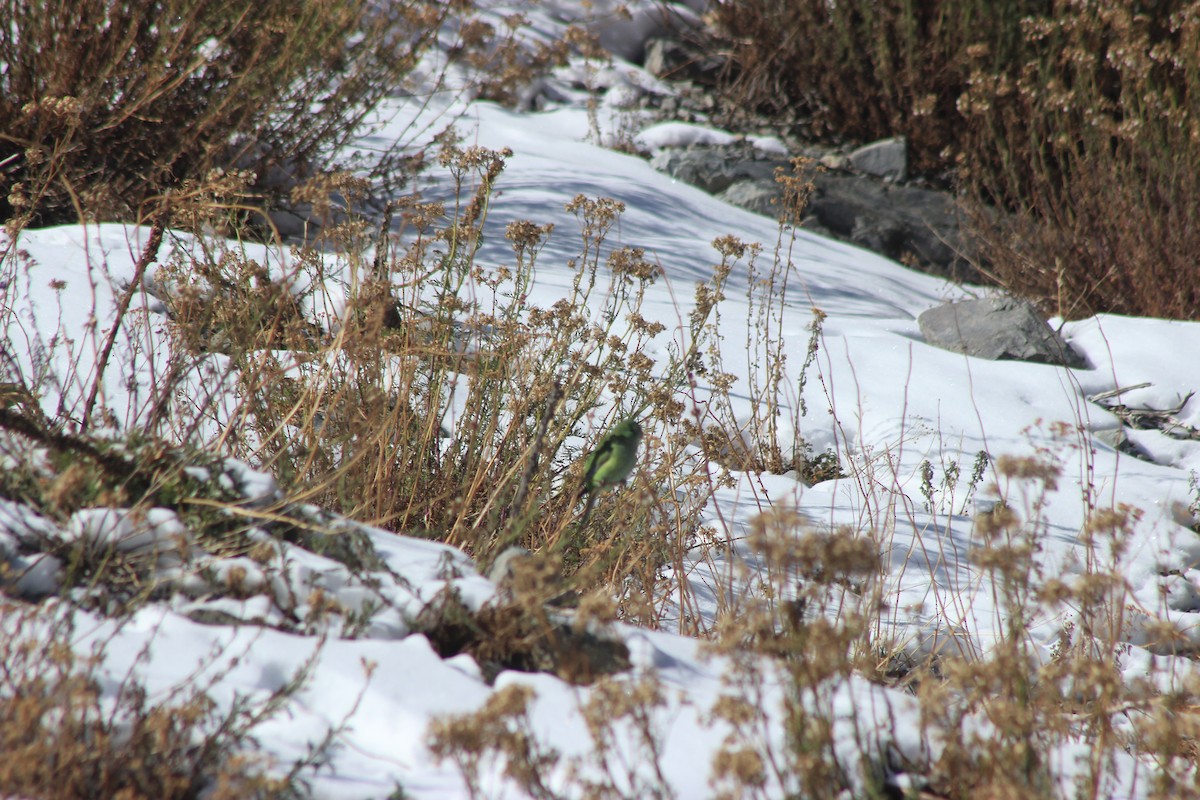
577,417,643,499
572,417,643,531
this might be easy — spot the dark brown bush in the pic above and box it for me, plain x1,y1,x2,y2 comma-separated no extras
713,0,1050,175
714,0,1200,319
0,0,446,227
957,3,1200,319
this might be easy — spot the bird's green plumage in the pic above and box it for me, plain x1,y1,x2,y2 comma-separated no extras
578,418,642,498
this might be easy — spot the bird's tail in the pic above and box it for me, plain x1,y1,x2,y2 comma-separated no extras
576,491,599,532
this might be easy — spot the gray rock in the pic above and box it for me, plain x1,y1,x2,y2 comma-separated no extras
643,38,683,77
917,297,1088,368
516,77,576,112
819,152,850,171
849,137,907,181
268,207,311,240
185,607,257,627
1092,427,1154,461
594,4,703,64
808,172,977,282
650,145,783,194
10,553,63,599
647,143,980,282
486,545,533,584
530,617,632,684
716,180,785,216
643,37,725,84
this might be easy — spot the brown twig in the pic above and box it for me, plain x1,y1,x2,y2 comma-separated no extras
0,406,138,483
81,216,166,431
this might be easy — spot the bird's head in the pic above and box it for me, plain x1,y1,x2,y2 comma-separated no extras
614,418,642,443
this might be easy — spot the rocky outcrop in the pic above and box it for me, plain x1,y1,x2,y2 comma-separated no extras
650,142,979,283
917,297,1088,368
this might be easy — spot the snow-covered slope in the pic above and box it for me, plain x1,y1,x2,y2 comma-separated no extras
3,2,1200,796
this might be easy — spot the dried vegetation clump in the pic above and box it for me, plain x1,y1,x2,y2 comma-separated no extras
713,0,1200,319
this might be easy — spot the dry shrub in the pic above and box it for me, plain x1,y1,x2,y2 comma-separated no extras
429,673,674,800
428,683,563,799
156,245,322,356
415,559,631,687
0,604,280,799
712,0,1048,176
0,0,449,227
695,432,1200,798
913,452,1200,798
146,139,729,625
704,516,887,799
958,2,1200,319
450,13,596,107
714,0,1200,319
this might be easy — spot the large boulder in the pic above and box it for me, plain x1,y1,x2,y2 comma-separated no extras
647,143,979,282
848,137,907,181
649,144,780,194
806,172,974,282
917,297,1088,368
644,37,725,85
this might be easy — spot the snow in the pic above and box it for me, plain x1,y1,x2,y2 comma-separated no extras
633,121,790,157
2,1,1200,796
634,121,740,150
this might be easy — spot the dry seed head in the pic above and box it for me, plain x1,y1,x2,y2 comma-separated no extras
6,182,30,210
247,541,278,564
711,234,747,259
21,96,83,121
573,592,617,630
1072,571,1126,607
692,283,724,319
457,18,494,48
627,311,666,336
994,454,1060,489
608,246,658,282
966,43,991,60
199,168,255,197
974,542,1035,577
428,716,486,756
400,198,446,232
565,194,625,225
710,694,758,726
505,219,552,250
912,93,938,116
1036,577,1073,605
1085,504,1140,537
974,501,1021,540
711,746,767,789
589,674,663,722
626,352,655,375
562,24,608,60
486,683,535,719
306,588,342,621
225,565,248,593
749,517,879,580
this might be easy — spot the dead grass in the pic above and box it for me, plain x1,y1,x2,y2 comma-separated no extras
161,140,735,627
1,0,464,228
957,4,1200,320
0,603,290,799
713,0,1200,320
